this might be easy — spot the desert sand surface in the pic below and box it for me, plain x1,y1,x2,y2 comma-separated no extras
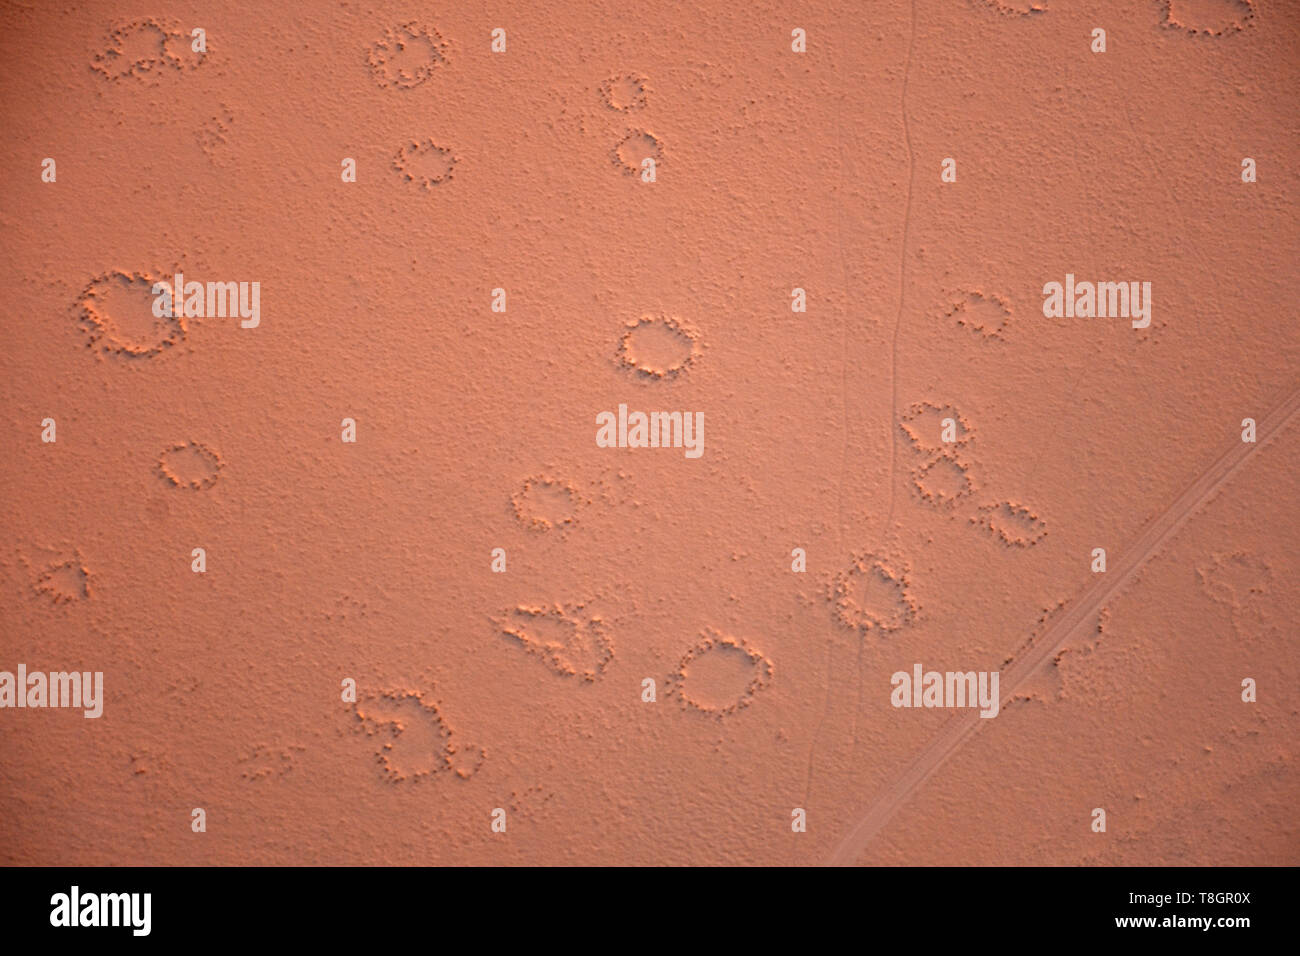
0,0,1296,866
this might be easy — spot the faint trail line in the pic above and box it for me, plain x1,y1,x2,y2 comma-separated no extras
883,0,918,540
803,87,856,804
803,637,835,804
835,94,857,752
827,382,1300,866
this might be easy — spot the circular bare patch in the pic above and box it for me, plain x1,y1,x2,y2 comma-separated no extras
34,560,90,604
158,441,223,490
368,23,448,89
512,476,584,532
912,453,976,508
617,315,700,379
78,271,185,358
394,139,458,188
673,630,774,718
612,129,664,176
833,552,918,632
899,402,974,452
600,73,649,111
352,689,454,783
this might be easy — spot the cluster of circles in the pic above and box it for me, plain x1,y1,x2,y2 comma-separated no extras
91,17,206,80
368,23,459,188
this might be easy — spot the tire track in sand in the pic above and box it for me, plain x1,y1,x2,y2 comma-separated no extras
826,381,1300,865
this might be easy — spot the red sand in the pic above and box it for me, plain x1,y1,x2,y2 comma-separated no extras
0,0,1296,866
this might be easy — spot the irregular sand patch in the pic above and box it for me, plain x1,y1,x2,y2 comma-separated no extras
497,601,614,681
971,501,1048,548
944,290,1012,341
976,0,1049,15
33,559,90,604
90,17,205,80
1160,0,1255,36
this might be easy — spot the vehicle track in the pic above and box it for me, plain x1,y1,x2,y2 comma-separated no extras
826,382,1300,865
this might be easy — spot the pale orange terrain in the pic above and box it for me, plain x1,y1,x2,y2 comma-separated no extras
0,0,1296,866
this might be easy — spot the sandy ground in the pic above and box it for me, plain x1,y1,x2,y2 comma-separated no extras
0,0,1296,866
